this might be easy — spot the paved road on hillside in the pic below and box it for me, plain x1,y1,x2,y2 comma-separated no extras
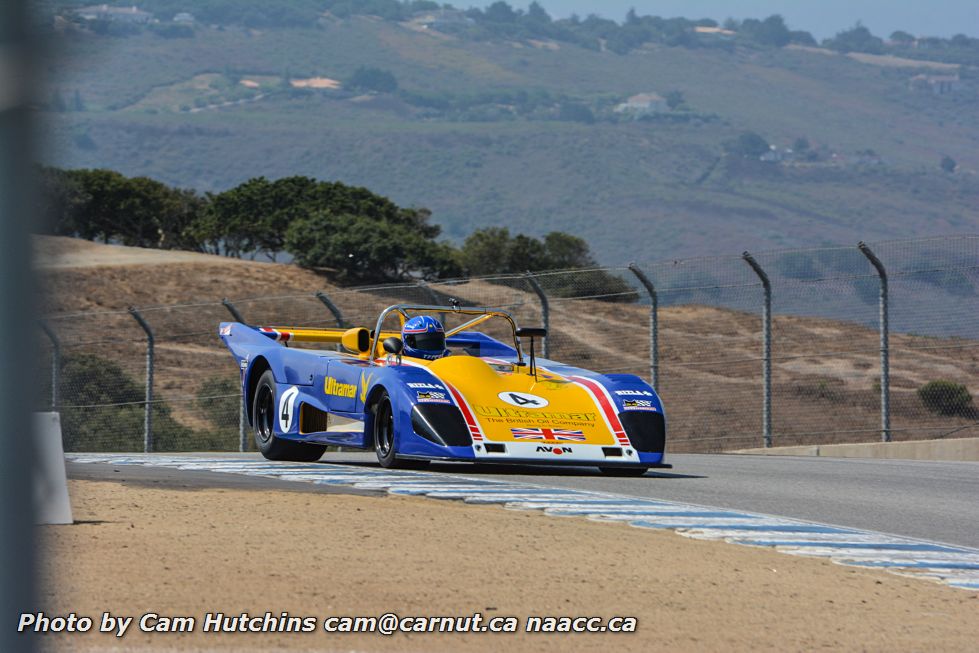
70,452,979,549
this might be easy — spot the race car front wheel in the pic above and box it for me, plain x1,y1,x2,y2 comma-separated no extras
372,391,399,468
253,370,325,462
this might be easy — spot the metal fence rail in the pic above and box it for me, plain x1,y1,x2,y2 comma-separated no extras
37,236,979,454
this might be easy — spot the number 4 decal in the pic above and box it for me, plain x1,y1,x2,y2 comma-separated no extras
278,386,300,432
498,391,549,409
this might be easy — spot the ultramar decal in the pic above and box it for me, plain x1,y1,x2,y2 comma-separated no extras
474,406,596,423
359,372,373,403
324,376,356,398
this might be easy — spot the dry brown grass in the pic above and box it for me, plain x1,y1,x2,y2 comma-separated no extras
37,237,978,452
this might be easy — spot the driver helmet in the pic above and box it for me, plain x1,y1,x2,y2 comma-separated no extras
401,315,448,360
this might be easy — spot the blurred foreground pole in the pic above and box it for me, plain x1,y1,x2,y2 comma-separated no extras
1,0,38,650
858,242,891,443
742,252,772,448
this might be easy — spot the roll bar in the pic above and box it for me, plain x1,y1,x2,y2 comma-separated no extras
369,304,525,366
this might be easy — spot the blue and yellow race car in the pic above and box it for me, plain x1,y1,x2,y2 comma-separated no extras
219,304,669,475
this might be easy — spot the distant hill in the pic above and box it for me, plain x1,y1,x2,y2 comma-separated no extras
41,12,979,262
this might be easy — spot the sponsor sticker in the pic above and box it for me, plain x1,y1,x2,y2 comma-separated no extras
324,377,357,398
474,405,596,423
498,391,549,408
623,399,657,411
616,389,653,397
278,386,300,432
535,445,573,455
220,324,232,336
408,382,444,390
417,391,451,404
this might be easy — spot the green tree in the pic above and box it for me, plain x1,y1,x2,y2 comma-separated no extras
285,212,459,284
484,1,518,23
723,131,770,158
345,66,398,93
665,90,685,110
557,101,595,124
461,228,634,301
739,15,791,47
69,170,204,248
543,231,595,268
527,2,551,24
918,380,974,417
824,23,884,53
890,30,915,45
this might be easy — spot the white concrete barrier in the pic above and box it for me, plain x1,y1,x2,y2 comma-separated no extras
734,437,979,462
34,412,73,524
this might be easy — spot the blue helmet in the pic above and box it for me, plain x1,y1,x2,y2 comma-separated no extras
401,315,448,360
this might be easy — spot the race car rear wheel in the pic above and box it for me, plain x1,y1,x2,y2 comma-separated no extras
371,391,398,468
253,370,325,462
598,467,649,477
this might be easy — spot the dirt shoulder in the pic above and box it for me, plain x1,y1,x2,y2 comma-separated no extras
35,479,978,652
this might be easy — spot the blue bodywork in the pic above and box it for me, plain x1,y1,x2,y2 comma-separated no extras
219,321,667,467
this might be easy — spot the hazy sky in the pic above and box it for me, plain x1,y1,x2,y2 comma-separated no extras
530,1,978,40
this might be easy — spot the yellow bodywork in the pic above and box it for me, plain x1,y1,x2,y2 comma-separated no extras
409,356,615,445
264,325,617,445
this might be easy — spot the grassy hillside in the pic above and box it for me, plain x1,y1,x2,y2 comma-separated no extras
42,16,979,262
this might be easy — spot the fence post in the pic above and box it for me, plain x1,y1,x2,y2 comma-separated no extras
858,242,891,443
39,320,61,409
523,272,550,358
239,386,248,453
128,307,155,453
221,298,246,323
628,264,659,393
315,291,347,328
417,282,447,324
742,252,772,449
220,299,250,451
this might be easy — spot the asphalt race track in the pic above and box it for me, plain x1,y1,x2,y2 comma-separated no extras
449,454,979,550
70,452,979,549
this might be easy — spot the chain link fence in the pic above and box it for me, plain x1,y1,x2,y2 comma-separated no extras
37,236,979,454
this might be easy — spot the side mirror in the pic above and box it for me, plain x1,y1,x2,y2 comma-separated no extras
382,337,403,355
516,327,547,338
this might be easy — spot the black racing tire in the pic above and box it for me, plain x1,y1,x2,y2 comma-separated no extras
253,370,325,462
598,466,650,477
371,390,400,468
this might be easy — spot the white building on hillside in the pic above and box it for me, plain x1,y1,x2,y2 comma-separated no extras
614,93,668,117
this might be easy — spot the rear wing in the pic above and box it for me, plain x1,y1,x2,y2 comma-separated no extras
219,322,399,357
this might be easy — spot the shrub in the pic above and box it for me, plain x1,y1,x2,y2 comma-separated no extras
58,353,191,451
196,376,241,430
917,380,974,416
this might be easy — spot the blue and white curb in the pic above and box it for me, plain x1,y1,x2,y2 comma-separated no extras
67,454,979,591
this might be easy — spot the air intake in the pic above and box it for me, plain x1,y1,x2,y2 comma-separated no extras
617,411,665,453
299,403,330,434
411,404,472,447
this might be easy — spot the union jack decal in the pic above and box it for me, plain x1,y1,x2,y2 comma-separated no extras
511,427,586,441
